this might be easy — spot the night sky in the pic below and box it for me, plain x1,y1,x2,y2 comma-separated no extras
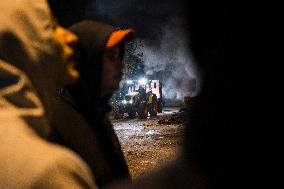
85,0,187,42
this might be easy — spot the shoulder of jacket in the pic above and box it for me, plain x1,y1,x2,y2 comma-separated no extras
30,144,98,189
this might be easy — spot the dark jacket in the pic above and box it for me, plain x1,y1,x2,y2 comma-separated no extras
51,20,130,187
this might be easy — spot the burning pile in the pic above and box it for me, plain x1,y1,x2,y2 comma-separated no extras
158,108,187,125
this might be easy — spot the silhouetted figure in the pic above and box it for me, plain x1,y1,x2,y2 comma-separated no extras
51,20,135,187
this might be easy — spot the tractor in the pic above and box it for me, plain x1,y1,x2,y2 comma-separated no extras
122,79,163,118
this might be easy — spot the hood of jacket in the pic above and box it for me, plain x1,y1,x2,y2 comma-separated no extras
0,0,63,137
68,20,118,117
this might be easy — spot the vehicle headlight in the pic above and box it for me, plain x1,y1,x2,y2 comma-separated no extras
129,100,133,104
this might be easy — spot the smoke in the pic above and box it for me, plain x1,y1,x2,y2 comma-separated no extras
134,18,200,99
86,0,200,99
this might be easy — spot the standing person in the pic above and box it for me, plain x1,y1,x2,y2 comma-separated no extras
51,20,135,187
137,85,147,118
0,0,97,188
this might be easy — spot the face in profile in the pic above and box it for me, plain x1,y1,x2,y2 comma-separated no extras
102,45,124,93
53,24,79,85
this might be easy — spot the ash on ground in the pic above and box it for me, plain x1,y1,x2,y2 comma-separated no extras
112,107,185,179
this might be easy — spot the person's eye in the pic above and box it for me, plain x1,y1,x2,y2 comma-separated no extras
50,16,59,31
106,54,114,60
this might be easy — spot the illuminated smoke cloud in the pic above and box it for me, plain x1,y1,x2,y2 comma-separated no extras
134,18,201,99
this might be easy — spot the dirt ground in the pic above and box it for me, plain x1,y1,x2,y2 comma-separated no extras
111,107,185,179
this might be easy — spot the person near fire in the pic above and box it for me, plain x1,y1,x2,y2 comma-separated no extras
51,20,135,187
0,0,97,188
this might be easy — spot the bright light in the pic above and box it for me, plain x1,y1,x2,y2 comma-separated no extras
126,80,133,84
122,100,127,104
138,78,147,84
129,100,133,104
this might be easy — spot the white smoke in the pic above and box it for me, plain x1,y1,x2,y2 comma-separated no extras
134,18,201,100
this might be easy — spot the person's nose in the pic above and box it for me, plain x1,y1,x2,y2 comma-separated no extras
64,28,78,46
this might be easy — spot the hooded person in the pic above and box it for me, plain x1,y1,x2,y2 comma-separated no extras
51,20,135,187
0,0,97,188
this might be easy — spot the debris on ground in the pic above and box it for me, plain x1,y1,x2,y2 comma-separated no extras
158,108,187,125
112,106,184,179
143,123,155,129
145,130,160,135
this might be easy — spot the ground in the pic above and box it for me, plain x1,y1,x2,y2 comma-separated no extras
111,107,185,179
